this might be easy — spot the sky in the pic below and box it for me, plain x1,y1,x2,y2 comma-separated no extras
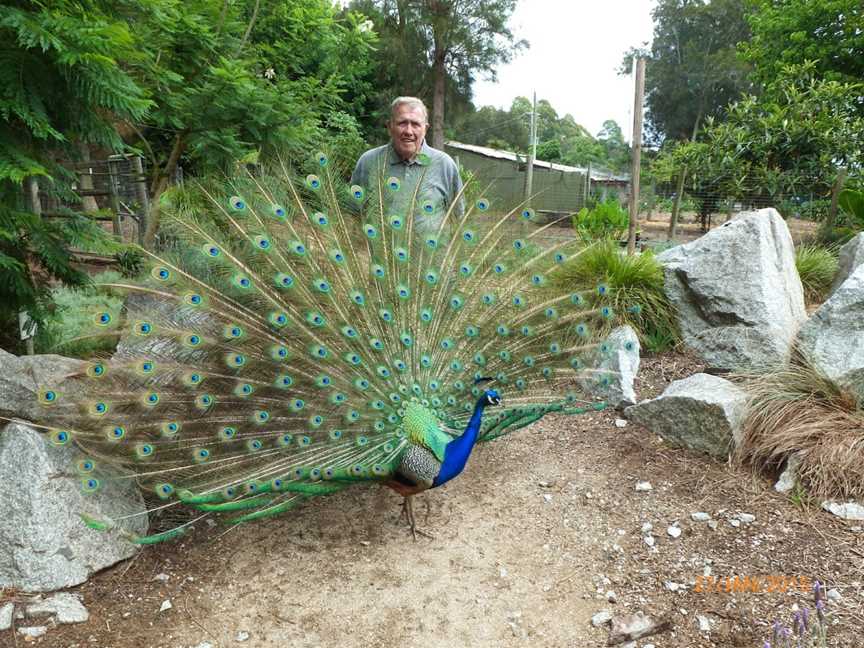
472,0,655,142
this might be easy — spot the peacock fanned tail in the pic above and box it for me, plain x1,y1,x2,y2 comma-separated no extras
33,152,624,543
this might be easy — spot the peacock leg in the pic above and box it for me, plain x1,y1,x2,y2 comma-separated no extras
402,495,434,541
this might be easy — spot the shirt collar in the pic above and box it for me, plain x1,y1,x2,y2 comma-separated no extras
389,141,431,166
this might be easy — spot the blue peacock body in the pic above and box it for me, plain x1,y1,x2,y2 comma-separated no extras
30,152,622,543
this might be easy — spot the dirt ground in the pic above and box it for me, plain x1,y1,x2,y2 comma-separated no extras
2,350,861,648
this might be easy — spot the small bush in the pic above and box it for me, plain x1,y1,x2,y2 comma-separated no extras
571,199,629,242
550,239,679,352
795,244,838,303
34,271,125,358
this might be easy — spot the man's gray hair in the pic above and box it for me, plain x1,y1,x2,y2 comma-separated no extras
390,96,428,123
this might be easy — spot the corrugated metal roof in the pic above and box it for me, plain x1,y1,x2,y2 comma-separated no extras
445,141,630,182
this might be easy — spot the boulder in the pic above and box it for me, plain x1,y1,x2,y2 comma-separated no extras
0,421,147,592
657,208,806,370
831,233,864,294
797,264,864,404
624,373,747,458
579,325,641,408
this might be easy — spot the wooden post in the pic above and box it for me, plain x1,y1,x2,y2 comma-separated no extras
77,143,100,212
584,162,592,208
131,155,150,245
23,177,42,355
523,91,537,204
626,58,645,256
107,158,123,241
668,167,687,240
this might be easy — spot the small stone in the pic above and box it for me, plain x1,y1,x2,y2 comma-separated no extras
359,540,370,546
738,513,756,524
667,525,682,539
122,612,131,618
827,589,841,601
153,572,170,582
644,645,655,648
26,593,89,625
707,520,718,530
18,626,48,638
691,512,711,522
607,611,671,644
606,590,618,603
236,630,250,642
543,494,553,503
665,581,682,592
193,643,214,648
644,536,655,547
0,603,14,631
591,610,612,627
635,481,653,492
729,519,741,528
159,599,172,613
697,615,711,632
499,567,508,578
775,454,801,492
822,500,864,520
641,522,653,533
614,418,628,428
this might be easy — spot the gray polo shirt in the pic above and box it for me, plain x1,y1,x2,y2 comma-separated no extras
350,141,464,231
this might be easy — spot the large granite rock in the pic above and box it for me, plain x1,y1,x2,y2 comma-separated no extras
624,373,747,458
579,325,640,408
797,263,864,404
831,233,864,295
657,208,806,370
0,421,147,592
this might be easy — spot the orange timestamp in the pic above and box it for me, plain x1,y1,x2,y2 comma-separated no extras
694,575,813,593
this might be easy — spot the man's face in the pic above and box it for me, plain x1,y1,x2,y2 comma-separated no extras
388,104,428,160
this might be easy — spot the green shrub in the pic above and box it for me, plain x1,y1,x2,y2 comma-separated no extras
550,239,679,352
795,244,838,303
34,271,125,358
571,199,629,242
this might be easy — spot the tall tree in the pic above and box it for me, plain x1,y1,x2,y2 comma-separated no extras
623,0,753,144
351,0,526,149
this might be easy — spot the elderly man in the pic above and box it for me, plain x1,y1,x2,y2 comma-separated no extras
351,97,464,228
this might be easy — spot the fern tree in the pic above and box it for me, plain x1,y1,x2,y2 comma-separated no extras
0,1,150,351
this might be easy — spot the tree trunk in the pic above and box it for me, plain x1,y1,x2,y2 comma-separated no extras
431,52,446,149
143,130,188,250
821,168,848,238
668,167,687,240
77,142,100,212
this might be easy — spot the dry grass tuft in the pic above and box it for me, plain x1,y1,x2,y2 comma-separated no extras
735,352,864,500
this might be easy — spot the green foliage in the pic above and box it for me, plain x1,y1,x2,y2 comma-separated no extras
742,0,864,114
838,188,864,230
550,240,679,352
795,244,839,303
34,271,125,358
653,63,864,207
622,0,753,143
571,199,630,242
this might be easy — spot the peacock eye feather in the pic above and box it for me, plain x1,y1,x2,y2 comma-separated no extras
476,198,489,211
229,195,246,211
306,174,321,190
387,177,400,191
350,184,365,201
316,151,328,167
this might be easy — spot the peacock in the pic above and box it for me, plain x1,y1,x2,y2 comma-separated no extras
26,152,629,543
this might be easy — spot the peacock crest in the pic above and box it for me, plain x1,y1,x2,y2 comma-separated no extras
32,152,624,543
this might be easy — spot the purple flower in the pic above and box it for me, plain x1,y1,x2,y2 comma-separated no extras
801,607,809,631
816,599,826,624
772,620,781,644
764,642,771,648
813,579,823,602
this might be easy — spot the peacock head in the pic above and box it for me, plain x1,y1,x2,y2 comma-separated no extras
483,389,502,407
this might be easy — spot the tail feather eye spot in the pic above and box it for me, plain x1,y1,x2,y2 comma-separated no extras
152,266,171,281
317,152,328,167
463,230,475,242
108,425,125,441
426,236,439,249
269,312,289,328
419,308,432,322
351,185,365,201
229,196,246,211
597,284,608,296
135,321,153,336
555,252,567,263
156,483,174,499
39,389,58,405
476,198,489,211
372,264,386,279
521,208,535,220
50,429,70,446
136,443,154,458
601,306,614,319
387,177,400,191
364,224,378,238
315,212,329,227
389,215,403,230
271,204,286,219
513,239,525,251
395,247,408,262
306,175,321,190
204,244,221,258
186,293,204,306
194,448,211,463
77,459,96,473
161,422,180,437
421,200,434,214
94,312,113,326
82,478,101,493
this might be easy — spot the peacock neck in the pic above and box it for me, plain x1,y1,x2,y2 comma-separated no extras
432,398,487,487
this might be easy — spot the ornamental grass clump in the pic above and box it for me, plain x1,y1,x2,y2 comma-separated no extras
736,350,864,500
550,239,679,353
794,244,838,303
